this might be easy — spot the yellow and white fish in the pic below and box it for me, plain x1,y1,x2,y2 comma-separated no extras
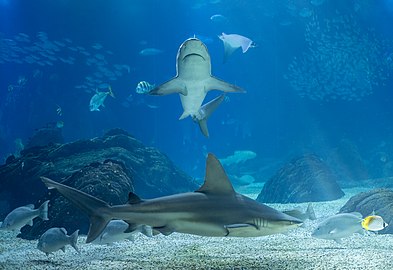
361,215,388,231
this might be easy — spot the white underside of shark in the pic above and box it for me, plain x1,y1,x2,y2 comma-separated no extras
149,38,244,137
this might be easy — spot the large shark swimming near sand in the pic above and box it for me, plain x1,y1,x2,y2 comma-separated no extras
41,154,302,243
148,38,244,137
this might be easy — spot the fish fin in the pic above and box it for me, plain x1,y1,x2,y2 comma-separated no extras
60,228,67,235
306,203,317,220
179,111,190,120
108,86,115,98
141,225,153,237
69,230,80,253
220,36,240,63
196,95,226,137
27,219,33,226
40,177,112,243
196,153,235,195
154,226,174,236
198,119,209,137
148,78,187,96
127,192,143,204
124,223,139,233
334,239,342,244
61,246,66,252
25,204,35,209
206,76,245,93
329,229,337,234
38,200,49,221
225,224,258,237
127,234,136,241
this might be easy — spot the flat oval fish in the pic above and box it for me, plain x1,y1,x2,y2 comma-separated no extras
218,33,256,63
37,227,79,255
91,220,153,245
0,200,49,232
362,215,388,231
135,81,155,94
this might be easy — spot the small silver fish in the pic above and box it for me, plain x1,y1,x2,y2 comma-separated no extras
91,220,152,245
312,212,364,243
135,81,155,94
139,48,163,56
37,227,79,255
0,200,49,231
89,86,114,111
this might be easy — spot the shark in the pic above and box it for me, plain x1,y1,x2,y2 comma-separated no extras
40,154,302,243
148,37,244,137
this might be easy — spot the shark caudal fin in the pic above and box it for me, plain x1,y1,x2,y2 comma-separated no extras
40,177,112,243
206,76,245,93
196,94,225,137
148,78,187,96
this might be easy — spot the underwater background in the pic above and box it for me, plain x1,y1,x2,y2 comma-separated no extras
1,0,393,182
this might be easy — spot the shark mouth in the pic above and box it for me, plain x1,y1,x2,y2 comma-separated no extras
182,53,206,61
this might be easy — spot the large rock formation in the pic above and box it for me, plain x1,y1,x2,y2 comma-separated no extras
257,154,344,203
340,188,393,234
0,129,198,239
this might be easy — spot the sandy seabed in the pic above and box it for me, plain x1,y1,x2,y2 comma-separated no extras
1,187,393,270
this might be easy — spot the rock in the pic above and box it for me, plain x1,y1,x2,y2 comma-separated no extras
339,188,393,234
25,123,64,149
256,154,344,203
0,129,198,239
326,139,368,184
20,159,133,239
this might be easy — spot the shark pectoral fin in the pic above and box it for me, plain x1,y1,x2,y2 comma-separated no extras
225,224,258,236
154,225,174,236
206,76,245,93
148,78,187,96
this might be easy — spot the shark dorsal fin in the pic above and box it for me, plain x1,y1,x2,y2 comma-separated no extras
196,153,235,195
127,192,143,204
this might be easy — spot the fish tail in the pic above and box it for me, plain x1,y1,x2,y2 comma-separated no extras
40,177,112,243
38,200,49,221
108,85,115,98
141,225,153,237
69,229,80,253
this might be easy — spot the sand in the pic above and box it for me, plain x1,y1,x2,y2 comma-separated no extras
1,187,393,270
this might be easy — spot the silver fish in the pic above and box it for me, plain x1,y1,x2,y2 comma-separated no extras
37,227,79,255
91,220,152,245
0,200,49,232
312,212,364,243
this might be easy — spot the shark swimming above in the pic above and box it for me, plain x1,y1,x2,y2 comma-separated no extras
40,154,302,243
148,37,245,137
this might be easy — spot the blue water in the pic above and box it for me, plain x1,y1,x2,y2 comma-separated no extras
1,0,393,179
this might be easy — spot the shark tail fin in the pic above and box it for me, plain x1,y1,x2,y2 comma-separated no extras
38,200,49,221
197,94,226,137
207,77,245,93
40,177,112,243
69,230,80,253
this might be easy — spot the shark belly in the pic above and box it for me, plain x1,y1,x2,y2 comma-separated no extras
179,81,208,117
